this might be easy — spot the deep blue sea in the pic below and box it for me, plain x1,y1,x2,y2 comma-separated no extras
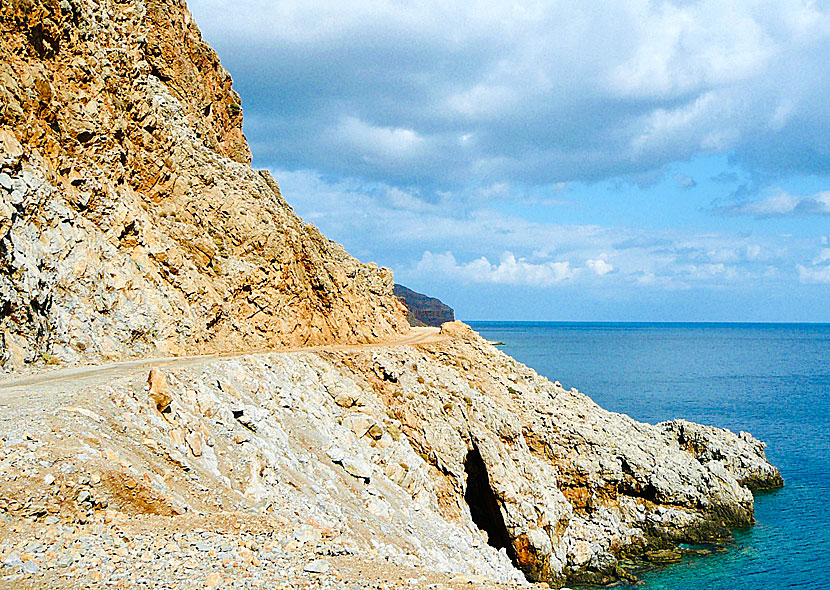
468,322,830,590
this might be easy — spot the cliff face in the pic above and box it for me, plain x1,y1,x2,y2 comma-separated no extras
394,284,455,328
0,1,782,588
0,0,409,370
0,324,782,588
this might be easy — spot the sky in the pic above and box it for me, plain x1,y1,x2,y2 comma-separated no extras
188,0,830,322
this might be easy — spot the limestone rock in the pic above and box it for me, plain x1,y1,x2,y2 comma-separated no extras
0,332,781,588
147,368,172,412
0,0,409,372
303,559,330,574
233,405,269,432
185,431,203,457
660,419,784,489
341,456,372,482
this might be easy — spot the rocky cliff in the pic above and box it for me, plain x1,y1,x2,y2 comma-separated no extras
0,0,409,371
0,1,782,588
394,284,455,328
0,323,782,588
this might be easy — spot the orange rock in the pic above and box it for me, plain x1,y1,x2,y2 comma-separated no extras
186,431,203,457
148,369,172,412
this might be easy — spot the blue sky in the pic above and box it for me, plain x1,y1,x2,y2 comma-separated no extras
188,0,830,321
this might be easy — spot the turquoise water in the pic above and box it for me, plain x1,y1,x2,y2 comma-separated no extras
468,322,830,590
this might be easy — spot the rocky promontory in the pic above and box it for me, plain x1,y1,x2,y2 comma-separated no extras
0,1,781,588
0,322,782,588
394,284,455,328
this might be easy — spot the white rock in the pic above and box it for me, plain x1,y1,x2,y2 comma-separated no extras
22,560,40,574
341,456,372,481
303,559,330,574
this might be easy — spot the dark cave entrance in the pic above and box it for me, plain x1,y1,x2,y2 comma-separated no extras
464,446,519,569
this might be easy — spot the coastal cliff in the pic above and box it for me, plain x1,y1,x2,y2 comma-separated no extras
0,1,781,588
394,284,455,328
0,0,409,371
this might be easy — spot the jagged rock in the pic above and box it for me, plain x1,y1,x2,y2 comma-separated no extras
3,551,22,568
0,0,409,372
660,419,785,489
147,368,172,412
186,431,203,457
343,457,372,482
233,405,269,432
303,559,330,574
22,560,40,574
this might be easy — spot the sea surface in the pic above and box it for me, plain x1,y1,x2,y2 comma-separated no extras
468,322,830,590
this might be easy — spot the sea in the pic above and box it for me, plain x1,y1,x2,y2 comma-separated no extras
467,322,830,590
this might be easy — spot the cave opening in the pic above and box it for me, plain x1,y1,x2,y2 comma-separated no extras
464,446,519,569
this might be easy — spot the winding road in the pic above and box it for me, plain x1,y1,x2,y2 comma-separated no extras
0,327,447,399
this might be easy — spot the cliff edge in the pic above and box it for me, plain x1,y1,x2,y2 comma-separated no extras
0,1,782,588
0,0,409,371
393,284,455,328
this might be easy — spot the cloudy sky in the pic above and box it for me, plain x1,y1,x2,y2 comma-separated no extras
188,0,830,321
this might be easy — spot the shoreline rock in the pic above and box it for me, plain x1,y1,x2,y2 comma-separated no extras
0,0,782,587
0,323,781,588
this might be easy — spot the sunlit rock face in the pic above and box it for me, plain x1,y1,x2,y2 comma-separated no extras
0,1,782,587
0,0,409,370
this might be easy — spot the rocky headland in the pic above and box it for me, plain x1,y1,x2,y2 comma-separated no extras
0,1,782,589
393,285,455,328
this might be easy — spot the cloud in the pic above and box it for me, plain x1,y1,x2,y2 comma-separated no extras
674,174,697,189
188,0,830,192
797,264,830,284
586,259,614,276
796,236,830,283
714,189,830,217
414,251,576,286
334,117,425,162
275,169,796,292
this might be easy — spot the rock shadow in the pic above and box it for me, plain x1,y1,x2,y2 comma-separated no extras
464,446,519,569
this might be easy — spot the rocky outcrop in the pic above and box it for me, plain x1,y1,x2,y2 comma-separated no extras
0,0,409,371
0,323,782,587
0,1,782,588
344,322,782,585
394,284,455,327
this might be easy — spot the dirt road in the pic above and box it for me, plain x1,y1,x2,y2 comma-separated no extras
0,327,447,400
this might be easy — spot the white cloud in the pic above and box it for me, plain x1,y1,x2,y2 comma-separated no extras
189,0,830,187
812,248,830,265
586,259,614,276
414,251,576,287
716,189,830,217
275,169,798,295
334,117,425,162
797,264,830,284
